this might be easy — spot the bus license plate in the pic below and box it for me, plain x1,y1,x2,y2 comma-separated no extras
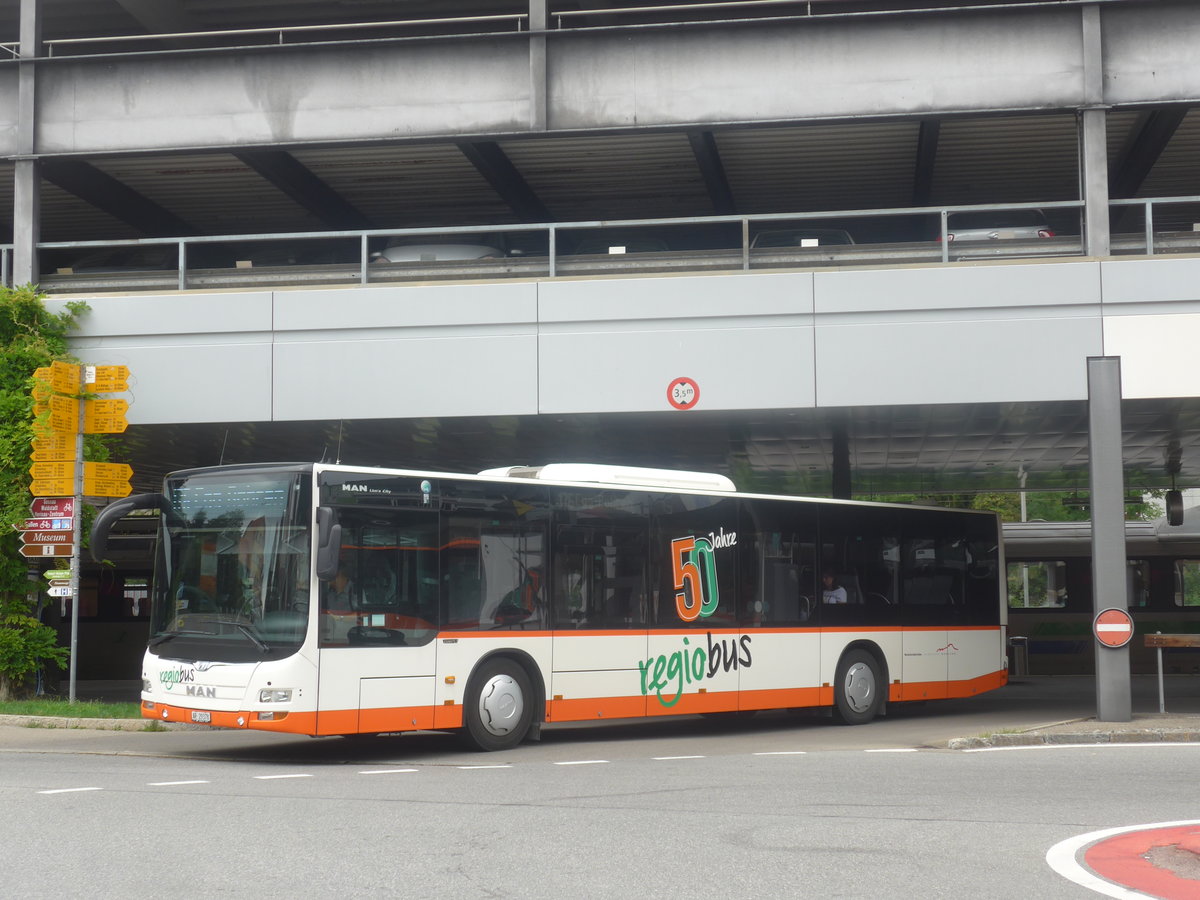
191,711,211,723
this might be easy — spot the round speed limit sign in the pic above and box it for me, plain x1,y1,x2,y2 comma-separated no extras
667,377,700,410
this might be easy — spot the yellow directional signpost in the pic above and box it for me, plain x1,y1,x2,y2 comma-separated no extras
83,398,129,434
83,461,133,498
27,361,133,701
85,365,130,394
30,434,76,462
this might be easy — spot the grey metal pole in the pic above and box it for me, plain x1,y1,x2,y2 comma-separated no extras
1156,633,1165,714
1088,356,1131,722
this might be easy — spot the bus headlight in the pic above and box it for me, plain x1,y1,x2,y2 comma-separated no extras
259,688,293,703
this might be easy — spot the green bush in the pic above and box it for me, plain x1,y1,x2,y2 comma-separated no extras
0,614,69,698
0,285,95,696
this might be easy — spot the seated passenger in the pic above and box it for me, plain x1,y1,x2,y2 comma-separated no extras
822,569,848,604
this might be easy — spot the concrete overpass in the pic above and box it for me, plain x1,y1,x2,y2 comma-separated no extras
3,0,1200,496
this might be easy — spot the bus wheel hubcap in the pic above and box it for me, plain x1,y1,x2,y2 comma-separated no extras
845,662,875,713
479,674,523,736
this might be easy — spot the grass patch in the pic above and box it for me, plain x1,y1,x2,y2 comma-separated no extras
0,698,141,719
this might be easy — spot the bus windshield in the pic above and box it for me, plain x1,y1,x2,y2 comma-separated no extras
149,469,311,662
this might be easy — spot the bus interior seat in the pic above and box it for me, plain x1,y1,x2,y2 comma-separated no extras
837,574,863,604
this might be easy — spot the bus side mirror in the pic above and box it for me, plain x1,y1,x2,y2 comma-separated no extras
90,493,168,562
314,506,342,580
1166,490,1184,527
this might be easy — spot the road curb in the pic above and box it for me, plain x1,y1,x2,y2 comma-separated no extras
0,714,198,732
949,729,1200,749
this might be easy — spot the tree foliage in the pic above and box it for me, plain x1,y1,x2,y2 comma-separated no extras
0,285,92,695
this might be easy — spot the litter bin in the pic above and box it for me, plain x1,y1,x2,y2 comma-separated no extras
1008,635,1029,677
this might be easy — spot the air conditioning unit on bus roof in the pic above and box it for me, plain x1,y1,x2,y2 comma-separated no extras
478,463,736,493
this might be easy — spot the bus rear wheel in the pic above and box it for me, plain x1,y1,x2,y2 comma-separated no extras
462,658,533,751
833,649,883,725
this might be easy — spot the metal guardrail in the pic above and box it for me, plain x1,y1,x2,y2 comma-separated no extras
1111,195,1200,256
38,15,528,56
21,196,1200,293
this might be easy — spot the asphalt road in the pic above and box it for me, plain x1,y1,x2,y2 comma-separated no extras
4,723,1199,898
3,676,1199,898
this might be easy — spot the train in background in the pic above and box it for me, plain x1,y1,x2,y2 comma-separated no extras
1004,510,1200,676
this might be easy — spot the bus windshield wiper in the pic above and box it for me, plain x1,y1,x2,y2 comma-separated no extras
234,623,271,653
148,630,209,649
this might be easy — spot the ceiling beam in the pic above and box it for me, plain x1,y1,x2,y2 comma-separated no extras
1110,107,1188,199
687,130,736,216
456,141,549,222
233,150,374,230
40,159,199,236
912,118,941,207
113,0,197,34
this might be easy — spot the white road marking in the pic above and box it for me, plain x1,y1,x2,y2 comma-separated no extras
652,755,704,760
554,759,609,766
753,751,807,756
359,769,418,775
148,780,210,786
253,773,313,780
1045,819,1200,899
38,787,101,794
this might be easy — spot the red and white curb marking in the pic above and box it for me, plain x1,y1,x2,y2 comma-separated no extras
1047,821,1200,899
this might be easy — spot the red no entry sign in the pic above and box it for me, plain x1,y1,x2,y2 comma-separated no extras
1094,607,1135,648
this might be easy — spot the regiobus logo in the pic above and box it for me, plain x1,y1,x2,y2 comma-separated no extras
671,527,736,621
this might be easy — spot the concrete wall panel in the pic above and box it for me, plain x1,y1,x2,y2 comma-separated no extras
48,291,274,337
815,261,1101,316
551,11,1089,129
815,315,1102,407
36,41,530,153
44,292,276,423
538,324,815,414
274,333,538,420
273,282,539,332
1102,5,1200,105
271,282,539,420
40,255,1200,423
539,272,812,323
1101,257,1200,307
16,3,1200,156
1104,313,1200,400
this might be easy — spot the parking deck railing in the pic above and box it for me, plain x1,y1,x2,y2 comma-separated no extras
13,195,1200,293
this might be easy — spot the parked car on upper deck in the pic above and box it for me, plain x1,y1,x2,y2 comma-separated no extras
371,235,508,263
942,209,1055,242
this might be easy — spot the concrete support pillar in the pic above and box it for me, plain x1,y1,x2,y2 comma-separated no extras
1078,5,1110,258
529,0,548,131
1087,356,1132,722
13,0,42,286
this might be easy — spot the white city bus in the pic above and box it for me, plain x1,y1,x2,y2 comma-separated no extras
90,462,1007,750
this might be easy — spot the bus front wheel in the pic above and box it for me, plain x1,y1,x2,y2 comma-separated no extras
833,649,883,725
462,658,533,751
